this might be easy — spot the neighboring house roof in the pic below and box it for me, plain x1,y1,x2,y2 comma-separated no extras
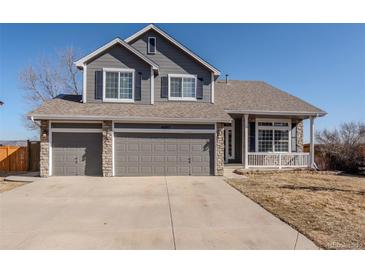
125,24,221,76
74,38,159,71
28,95,231,123
215,80,326,117
29,81,325,122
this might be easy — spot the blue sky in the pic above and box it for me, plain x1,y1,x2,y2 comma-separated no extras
0,24,364,142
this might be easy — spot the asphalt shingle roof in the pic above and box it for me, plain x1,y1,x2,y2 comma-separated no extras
215,80,326,114
29,80,326,122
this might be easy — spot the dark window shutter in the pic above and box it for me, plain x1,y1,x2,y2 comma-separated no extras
291,123,297,152
249,122,256,152
95,71,103,100
161,76,168,98
135,73,142,101
196,78,203,99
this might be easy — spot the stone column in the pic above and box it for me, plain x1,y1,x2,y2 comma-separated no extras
296,120,304,152
216,123,225,176
40,120,49,177
102,120,113,177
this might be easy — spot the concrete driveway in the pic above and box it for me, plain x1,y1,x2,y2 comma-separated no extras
0,176,317,249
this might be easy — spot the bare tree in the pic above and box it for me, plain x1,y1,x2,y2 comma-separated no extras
316,121,365,173
19,47,81,129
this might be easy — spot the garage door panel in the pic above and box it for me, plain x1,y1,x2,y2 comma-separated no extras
141,144,152,152
52,132,102,176
114,133,213,176
153,166,165,175
141,155,152,162
153,156,164,162
154,144,165,152
127,144,139,152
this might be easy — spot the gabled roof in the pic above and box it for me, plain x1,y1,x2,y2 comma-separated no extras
125,24,221,76
74,38,159,71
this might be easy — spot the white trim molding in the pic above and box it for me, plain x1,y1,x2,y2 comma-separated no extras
244,114,249,169
147,36,156,54
214,123,217,176
168,73,197,101
150,67,154,104
74,38,159,71
226,109,327,117
82,65,87,103
211,72,215,104
48,121,52,176
102,68,135,103
310,116,315,168
125,24,220,76
112,121,115,176
32,114,230,124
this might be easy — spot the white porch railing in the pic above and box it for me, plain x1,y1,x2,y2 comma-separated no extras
247,153,310,168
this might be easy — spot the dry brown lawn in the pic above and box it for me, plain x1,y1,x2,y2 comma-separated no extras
227,172,365,249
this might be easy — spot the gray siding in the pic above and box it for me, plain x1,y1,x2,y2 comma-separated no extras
130,30,213,103
86,44,151,104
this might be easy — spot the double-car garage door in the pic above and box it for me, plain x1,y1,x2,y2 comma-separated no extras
51,125,214,176
114,133,213,176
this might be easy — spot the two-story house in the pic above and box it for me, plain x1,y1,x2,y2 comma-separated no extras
29,24,326,177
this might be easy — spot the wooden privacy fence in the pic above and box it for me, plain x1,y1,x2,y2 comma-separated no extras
0,146,28,172
0,141,40,172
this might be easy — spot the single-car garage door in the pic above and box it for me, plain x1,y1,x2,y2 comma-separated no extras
114,133,214,176
52,132,102,176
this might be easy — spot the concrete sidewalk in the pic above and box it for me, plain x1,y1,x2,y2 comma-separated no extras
0,176,318,249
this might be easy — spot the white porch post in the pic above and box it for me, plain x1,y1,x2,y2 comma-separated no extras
310,116,315,168
243,114,249,169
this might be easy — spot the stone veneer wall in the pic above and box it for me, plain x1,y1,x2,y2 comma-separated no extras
40,120,49,177
102,120,113,177
296,120,304,152
216,123,225,175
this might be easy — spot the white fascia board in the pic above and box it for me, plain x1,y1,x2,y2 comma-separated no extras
225,109,327,117
125,24,221,76
32,114,231,123
74,38,159,71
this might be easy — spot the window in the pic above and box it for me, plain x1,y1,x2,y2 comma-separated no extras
168,74,197,100
274,130,289,152
256,119,291,152
103,68,134,102
148,37,156,54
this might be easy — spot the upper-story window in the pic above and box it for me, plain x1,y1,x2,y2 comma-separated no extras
148,37,156,54
103,68,134,102
168,74,197,101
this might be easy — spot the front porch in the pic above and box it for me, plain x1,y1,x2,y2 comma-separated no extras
223,114,316,170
